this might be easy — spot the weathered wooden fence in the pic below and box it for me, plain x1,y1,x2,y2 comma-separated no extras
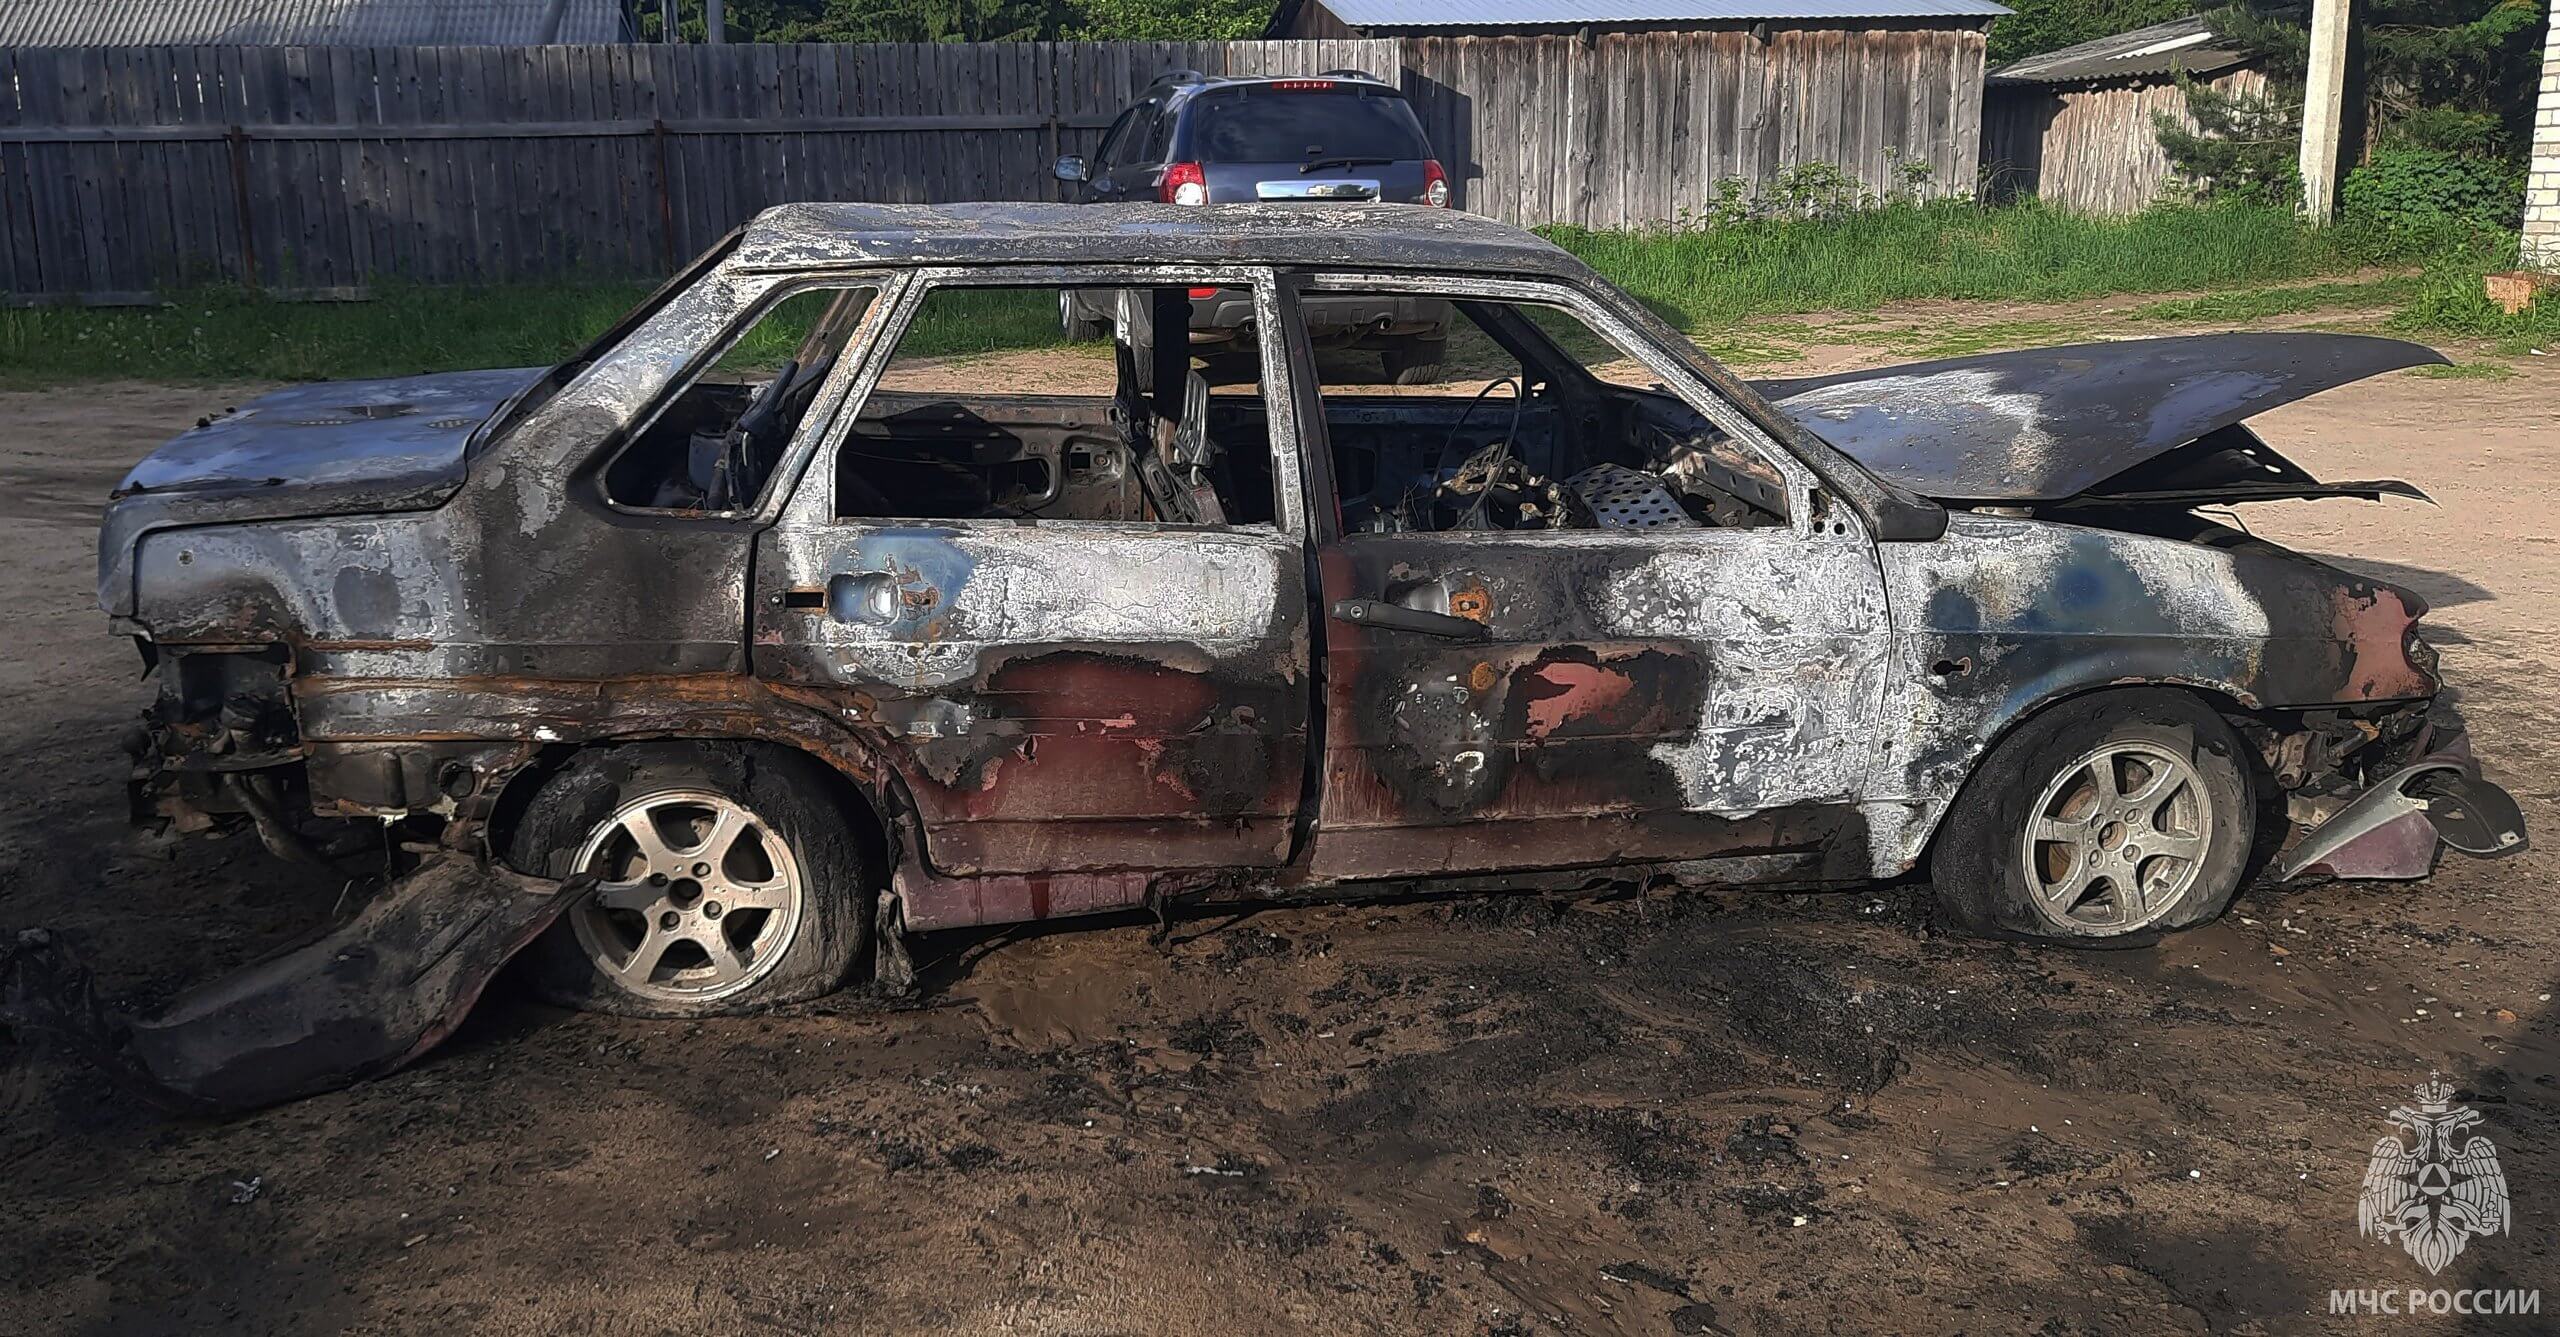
0,33,1990,302
1980,67,2267,215
0,40,1397,300
1402,29,1988,233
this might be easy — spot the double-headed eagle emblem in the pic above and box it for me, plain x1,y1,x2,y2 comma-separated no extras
2357,1075,2510,1275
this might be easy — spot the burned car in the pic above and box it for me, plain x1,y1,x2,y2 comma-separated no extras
63,203,2523,1101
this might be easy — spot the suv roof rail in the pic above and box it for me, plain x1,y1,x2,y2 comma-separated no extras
1317,67,1386,83
1150,68,1207,86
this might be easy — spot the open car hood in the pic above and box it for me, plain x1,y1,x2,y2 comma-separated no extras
1751,333,2445,506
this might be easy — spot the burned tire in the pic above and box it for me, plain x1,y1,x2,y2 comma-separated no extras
1930,689,2256,945
508,742,873,1018
1381,337,1447,386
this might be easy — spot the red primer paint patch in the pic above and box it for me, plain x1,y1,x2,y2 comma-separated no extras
1522,661,1634,739
2329,586,2433,701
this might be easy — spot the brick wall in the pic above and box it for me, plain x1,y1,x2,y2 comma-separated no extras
2528,5,2560,267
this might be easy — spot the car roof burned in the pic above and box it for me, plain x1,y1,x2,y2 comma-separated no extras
732,201,1594,280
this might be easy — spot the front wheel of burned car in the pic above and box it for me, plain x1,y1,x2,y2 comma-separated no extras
1930,690,2259,945
508,742,874,1018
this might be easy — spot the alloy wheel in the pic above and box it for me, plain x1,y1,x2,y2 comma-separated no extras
569,790,804,1002
2020,740,2214,932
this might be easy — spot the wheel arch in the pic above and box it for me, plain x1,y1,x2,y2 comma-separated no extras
481,732,903,883
1902,675,2273,871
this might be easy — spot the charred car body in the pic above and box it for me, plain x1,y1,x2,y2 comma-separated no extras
66,203,2524,1101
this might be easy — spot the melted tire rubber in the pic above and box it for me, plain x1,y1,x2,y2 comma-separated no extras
1930,689,2259,948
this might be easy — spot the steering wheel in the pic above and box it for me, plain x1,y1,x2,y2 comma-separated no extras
1402,377,1556,531
1429,441,1566,531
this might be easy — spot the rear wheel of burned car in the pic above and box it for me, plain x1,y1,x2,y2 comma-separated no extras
1931,690,2258,945
510,742,873,1018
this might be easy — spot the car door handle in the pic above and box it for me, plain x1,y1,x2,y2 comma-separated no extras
1331,598,1488,641
829,570,903,625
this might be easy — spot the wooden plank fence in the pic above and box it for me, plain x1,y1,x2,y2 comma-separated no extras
1403,29,1988,233
1980,67,2268,216
0,40,1396,300
0,33,1990,303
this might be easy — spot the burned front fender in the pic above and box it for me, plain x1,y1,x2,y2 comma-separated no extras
1869,513,2441,871
1,856,580,1114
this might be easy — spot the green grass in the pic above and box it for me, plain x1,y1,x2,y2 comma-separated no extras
1542,199,2382,328
2122,274,2421,324
1688,325,1810,368
0,282,651,386
0,200,2504,387
0,280,1073,388
707,286,1069,376
897,287,1073,359
2386,240,2560,355
1868,317,2106,360
2408,360,2517,380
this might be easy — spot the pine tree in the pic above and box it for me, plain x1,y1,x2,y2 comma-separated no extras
2153,71,2305,205
2360,0,2547,157
2158,0,2551,202
1989,0,2200,67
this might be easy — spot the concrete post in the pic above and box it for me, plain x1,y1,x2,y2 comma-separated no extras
2525,4,2560,268
706,0,725,43
2298,0,2353,221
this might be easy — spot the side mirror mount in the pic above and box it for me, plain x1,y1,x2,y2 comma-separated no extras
1053,155,1090,184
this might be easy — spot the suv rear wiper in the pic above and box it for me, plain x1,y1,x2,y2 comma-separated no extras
1300,156,1394,174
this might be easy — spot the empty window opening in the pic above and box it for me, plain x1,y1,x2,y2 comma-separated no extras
1301,294,1788,535
836,283,1278,529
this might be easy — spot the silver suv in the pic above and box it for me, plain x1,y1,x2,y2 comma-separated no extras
1055,71,1454,382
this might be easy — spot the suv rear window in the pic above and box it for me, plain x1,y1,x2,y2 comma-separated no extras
1179,85,1429,164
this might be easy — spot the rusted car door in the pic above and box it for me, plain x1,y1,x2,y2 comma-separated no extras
1290,277,1893,882
749,269,1315,878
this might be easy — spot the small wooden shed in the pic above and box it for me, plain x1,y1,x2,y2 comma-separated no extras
1981,15,2268,215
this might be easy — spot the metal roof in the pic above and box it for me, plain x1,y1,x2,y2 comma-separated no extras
1989,15,2251,85
0,0,633,46
735,201,1594,281
1305,0,2009,28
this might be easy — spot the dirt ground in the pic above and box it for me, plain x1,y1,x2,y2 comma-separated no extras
3,316,2556,1336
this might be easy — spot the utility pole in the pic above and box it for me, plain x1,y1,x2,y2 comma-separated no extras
706,0,724,43
2298,0,2352,221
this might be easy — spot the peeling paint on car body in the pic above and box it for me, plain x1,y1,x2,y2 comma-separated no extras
97,202,2518,949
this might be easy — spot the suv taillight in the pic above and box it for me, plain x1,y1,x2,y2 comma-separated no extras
1422,159,1451,208
1162,162,1208,206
